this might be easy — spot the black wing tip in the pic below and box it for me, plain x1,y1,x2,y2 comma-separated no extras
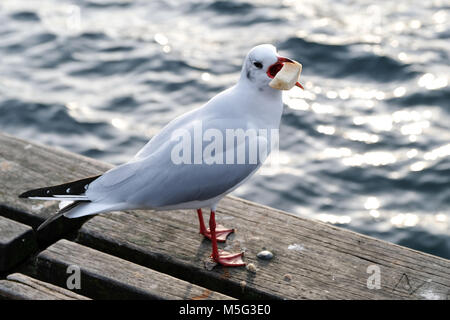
17,175,102,200
18,187,47,199
19,190,32,198
36,201,82,232
37,219,52,232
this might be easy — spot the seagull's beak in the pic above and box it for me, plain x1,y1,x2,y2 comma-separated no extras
277,57,294,63
267,56,304,90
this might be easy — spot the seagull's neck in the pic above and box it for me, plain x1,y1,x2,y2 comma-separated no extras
234,77,283,129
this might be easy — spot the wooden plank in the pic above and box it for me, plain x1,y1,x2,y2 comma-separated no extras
1,131,449,300
0,273,89,300
0,216,37,272
0,132,110,244
76,198,450,300
35,239,233,300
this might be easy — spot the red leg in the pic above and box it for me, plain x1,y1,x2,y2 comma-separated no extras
197,209,208,234
196,208,234,243
209,210,245,267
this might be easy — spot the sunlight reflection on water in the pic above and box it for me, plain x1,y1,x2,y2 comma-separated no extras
0,0,448,258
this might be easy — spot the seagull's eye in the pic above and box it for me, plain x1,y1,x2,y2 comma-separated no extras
253,62,263,69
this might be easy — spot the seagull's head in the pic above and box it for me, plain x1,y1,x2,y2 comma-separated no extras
241,44,303,92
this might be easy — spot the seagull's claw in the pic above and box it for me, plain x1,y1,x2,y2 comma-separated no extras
212,250,245,267
201,225,234,243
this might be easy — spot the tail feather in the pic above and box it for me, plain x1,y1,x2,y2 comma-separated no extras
37,200,84,231
19,174,123,231
19,175,101,199
37,200,125,231
63,202,123,219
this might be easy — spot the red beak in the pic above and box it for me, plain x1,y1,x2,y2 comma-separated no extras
267,56,304,90
277,56,294,63
295,81,304,90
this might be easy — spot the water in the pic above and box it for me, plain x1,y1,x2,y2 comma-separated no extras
0,0,449,259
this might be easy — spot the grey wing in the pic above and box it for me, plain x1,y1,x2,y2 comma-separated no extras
86,134,268,208
134,161,260,207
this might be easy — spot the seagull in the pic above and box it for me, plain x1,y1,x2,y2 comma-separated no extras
19,44,303,267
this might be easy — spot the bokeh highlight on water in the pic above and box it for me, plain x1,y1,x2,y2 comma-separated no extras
0,0,448,258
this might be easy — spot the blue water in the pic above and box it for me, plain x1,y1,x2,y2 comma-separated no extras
0,0,449,259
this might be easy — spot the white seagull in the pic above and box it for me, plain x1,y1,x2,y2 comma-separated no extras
20,44,303,267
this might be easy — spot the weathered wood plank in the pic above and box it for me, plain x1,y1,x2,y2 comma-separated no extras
0,132,110,244
76,199,450,300
1,131,449,300
0,273,89,300
0,216,37,272
36,239,233,300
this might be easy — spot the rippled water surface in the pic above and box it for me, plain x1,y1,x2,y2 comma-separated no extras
0,0,449,258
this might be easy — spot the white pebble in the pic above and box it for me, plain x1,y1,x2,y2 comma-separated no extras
240,280,246,292
246,263,257,273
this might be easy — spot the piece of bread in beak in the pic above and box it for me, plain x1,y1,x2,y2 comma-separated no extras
269,61,302,90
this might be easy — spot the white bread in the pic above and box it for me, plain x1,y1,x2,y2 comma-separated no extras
269,61,302,90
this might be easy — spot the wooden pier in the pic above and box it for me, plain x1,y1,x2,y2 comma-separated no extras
0,131,449,300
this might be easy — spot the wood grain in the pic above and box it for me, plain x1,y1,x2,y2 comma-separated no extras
36,239,233,300
76,198,450,300
0,216,37,272
0,132,109,244
0,273,89,300
1,131,449,300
